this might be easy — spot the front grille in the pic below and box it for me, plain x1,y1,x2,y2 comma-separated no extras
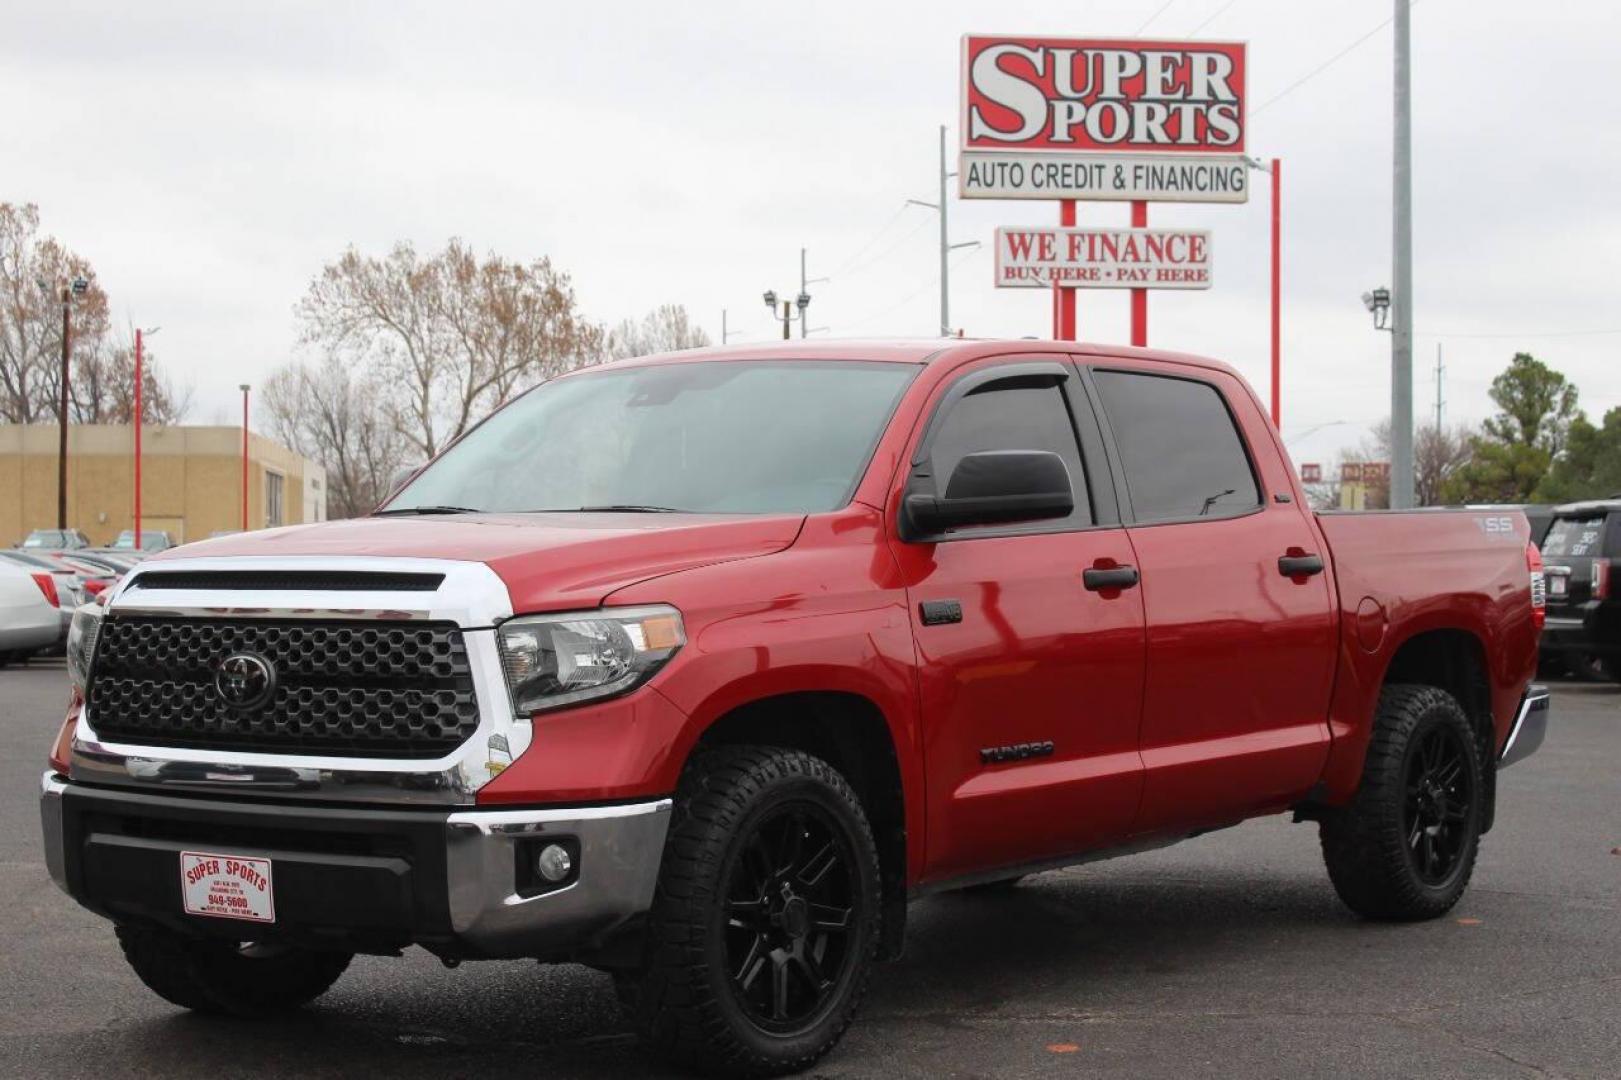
87,617,480,758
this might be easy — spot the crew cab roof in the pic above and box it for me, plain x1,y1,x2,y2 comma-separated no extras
1549,498,1621,514
590,338,1242,379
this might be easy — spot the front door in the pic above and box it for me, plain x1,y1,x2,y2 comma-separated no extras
888,358,1148,884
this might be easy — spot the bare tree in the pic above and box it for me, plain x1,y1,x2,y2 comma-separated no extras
296,239,603,459
607,304,712,360
1349,419,1476,507
70,337,191,425
0,202,110,423
263,355,408,518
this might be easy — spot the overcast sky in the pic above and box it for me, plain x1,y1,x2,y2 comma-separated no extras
6,0,1618,466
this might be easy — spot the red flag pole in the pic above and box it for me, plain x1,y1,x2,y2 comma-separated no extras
1059,199,1077,339
133,329,143,547
1130,200,1148,347
1270,158,1282,427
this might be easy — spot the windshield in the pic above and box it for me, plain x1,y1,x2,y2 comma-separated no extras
387,360,918,515
23,531,64,548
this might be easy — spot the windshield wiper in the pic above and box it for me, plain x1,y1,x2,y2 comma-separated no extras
571,504,685,513
373,505,483,516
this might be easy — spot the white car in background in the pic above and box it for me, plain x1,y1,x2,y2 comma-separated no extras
0,560,62,666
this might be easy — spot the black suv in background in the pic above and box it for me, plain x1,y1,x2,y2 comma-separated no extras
1539,499,1621,680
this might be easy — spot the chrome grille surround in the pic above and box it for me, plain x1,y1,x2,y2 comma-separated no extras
70,555,524,806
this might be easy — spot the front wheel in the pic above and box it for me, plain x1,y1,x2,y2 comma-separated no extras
622,745,881,1077
1319,684,1485,921
115,923,352,1016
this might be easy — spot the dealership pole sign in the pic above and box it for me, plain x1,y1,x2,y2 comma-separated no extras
995,227,1211,289
959,35,1249,202
958,34,1249,343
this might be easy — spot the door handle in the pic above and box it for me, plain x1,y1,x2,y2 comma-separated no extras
1083,565,1140,591
1278,554,1325,577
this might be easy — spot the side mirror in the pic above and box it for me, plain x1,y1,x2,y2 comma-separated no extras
902,450,1073,538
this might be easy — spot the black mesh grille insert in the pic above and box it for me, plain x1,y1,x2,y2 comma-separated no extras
128,570,445,592
87,617,479,758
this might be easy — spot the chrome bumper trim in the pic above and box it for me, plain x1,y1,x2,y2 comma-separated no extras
1499,685,1550,768
40,772,68,894
445,799,672,959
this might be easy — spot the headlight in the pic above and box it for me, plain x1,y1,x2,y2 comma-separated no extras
66,602,104,693
496,605,685,716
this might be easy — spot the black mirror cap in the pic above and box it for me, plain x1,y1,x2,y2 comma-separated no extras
903,450,1074,539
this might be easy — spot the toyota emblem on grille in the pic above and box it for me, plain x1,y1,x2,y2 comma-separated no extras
215,653,276,711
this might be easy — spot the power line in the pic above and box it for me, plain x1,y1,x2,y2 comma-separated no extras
1188,0,1242,35
841,247,985,332
1415,327,1621,340
1135,0,1180,35
829,202,912,278
833,213,934,282
1252,1,1421,117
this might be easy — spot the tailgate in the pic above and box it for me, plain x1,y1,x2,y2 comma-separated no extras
1538,512,1610,612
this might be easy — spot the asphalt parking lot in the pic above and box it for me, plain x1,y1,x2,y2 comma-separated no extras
2,660,1615,1079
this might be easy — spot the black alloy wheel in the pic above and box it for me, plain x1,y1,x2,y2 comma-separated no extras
1402,724,1475,886
722,802,857,1034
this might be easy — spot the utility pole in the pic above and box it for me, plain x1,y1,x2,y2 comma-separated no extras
1390,0,1415,509
1434,342,1445,432
908,125,979,337
797,248,827,339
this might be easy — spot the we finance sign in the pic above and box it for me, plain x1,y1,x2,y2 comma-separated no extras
995,227,1212,290
960,35,1249,203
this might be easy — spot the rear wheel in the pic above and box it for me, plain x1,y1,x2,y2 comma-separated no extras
115,923,351,1016
622,745,881,1077
1319,684,1485,920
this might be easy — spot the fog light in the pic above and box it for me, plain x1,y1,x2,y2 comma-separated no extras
536,843,573,883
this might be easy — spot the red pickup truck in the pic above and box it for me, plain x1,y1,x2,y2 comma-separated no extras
42,340,1548,1076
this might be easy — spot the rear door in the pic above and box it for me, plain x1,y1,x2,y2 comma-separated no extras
1085,362,1338,834
890,357,1148,884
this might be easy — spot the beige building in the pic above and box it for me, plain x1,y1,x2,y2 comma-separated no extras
0,424,326,547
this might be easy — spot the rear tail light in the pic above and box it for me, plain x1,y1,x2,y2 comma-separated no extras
83,579,109,596
30,572,59,608
1593,558,1611,601
1527,542,1546,633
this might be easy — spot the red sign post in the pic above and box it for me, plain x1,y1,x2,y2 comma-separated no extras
960,34,1249,346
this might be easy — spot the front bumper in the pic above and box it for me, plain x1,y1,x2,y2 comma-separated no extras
1498,685,1550,769
40,773,670,960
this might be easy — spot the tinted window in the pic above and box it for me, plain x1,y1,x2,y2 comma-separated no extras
928,378,1091,526
1541,515,1608,558
390,360,918,515
1093,370,1260,522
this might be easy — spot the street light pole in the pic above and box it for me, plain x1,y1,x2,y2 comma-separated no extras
1391,0,1415,509
57,287,71,530
239,383,250,531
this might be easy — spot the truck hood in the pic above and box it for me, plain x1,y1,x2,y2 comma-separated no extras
150,512,806,612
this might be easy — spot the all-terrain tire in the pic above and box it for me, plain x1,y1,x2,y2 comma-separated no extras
1319,684,1485,921
115,923,351,1016
622,745,882,1077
